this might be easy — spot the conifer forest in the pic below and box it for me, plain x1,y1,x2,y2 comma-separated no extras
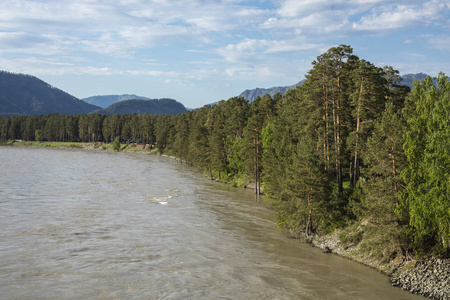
2,45,449,260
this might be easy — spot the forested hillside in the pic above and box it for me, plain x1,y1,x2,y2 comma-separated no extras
1,45,449,260
0,71,100,116
91,98,187,115
82,94,150,108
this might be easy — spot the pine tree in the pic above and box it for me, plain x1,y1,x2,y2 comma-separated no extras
242,95,276,194
172,113,190,161
357,103,409,260
208,104,228,179
348,59,387,185
188,107,211,174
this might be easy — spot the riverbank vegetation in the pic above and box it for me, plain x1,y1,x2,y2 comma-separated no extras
1,45,449,266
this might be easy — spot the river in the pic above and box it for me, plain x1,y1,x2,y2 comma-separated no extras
0,147,423,299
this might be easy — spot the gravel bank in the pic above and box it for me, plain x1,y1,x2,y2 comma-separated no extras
391,258,450,299
307,233,450,299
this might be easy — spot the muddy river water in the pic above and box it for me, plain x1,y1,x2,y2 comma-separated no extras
0,147,423,299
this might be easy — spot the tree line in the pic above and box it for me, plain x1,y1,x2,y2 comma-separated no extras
0,113,157,144
1,45,449,259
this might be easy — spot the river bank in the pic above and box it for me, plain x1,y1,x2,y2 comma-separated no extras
305,231,449,299
1,140,157,153
2,140,448,299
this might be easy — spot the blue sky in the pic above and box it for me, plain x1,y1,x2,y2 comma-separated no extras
0,0,449,108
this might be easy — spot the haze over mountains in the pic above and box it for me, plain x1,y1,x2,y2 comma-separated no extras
0,70,434,117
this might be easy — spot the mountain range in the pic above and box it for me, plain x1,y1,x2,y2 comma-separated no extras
399,73,430,89
238,80,306,102
0,70,436,117
82,94,150,108
0,71,186,117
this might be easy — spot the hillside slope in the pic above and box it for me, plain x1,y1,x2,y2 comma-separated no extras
82,94,150,108
238,80,305,102
91,98,187,115
0,71,100,117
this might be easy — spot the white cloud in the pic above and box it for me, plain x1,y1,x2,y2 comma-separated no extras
0,0,448,105
119,24,191,47
265,40,327,54
387,60,450,76
427,36,450,51
0,56,189,80
234,7,268,18
0,31,77,55
353,5,428,30
0,0,275,61
271,0,449,36
1,0,446,60
0,57,115,76
352,1,449,31
217,39,269,63
222,59,311,83
216,37,326,64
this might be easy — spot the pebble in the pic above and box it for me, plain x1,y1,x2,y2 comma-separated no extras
390,257,450,300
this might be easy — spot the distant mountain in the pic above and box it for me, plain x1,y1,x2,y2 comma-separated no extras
0,71,100,117
82,94,150,108
91,98,187,115
400,73,432,89
238,73,435,103
238,80,306,102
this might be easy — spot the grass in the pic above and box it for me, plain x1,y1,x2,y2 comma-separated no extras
5,140,104,149
2,140,159,155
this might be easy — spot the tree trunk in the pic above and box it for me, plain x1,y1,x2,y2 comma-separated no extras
392,146,399,208
353,77,364,185
306,189,313,236
337,65,343,193
325,86,330,170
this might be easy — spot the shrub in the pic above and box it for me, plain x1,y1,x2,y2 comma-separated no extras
112,137,121,151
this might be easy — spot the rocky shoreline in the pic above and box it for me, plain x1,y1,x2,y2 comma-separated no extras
307,232,450,299
391,257,450,299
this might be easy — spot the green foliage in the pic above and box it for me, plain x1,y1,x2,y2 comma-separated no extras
401,73,450,253
90,98,186,115
359,223,406,262
155,115,173,153
226,136,244,175
35,129,43,142
187,108,211,172
339,223,364,248
172,114,190,161
112,137,121,151
67,143,81,148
